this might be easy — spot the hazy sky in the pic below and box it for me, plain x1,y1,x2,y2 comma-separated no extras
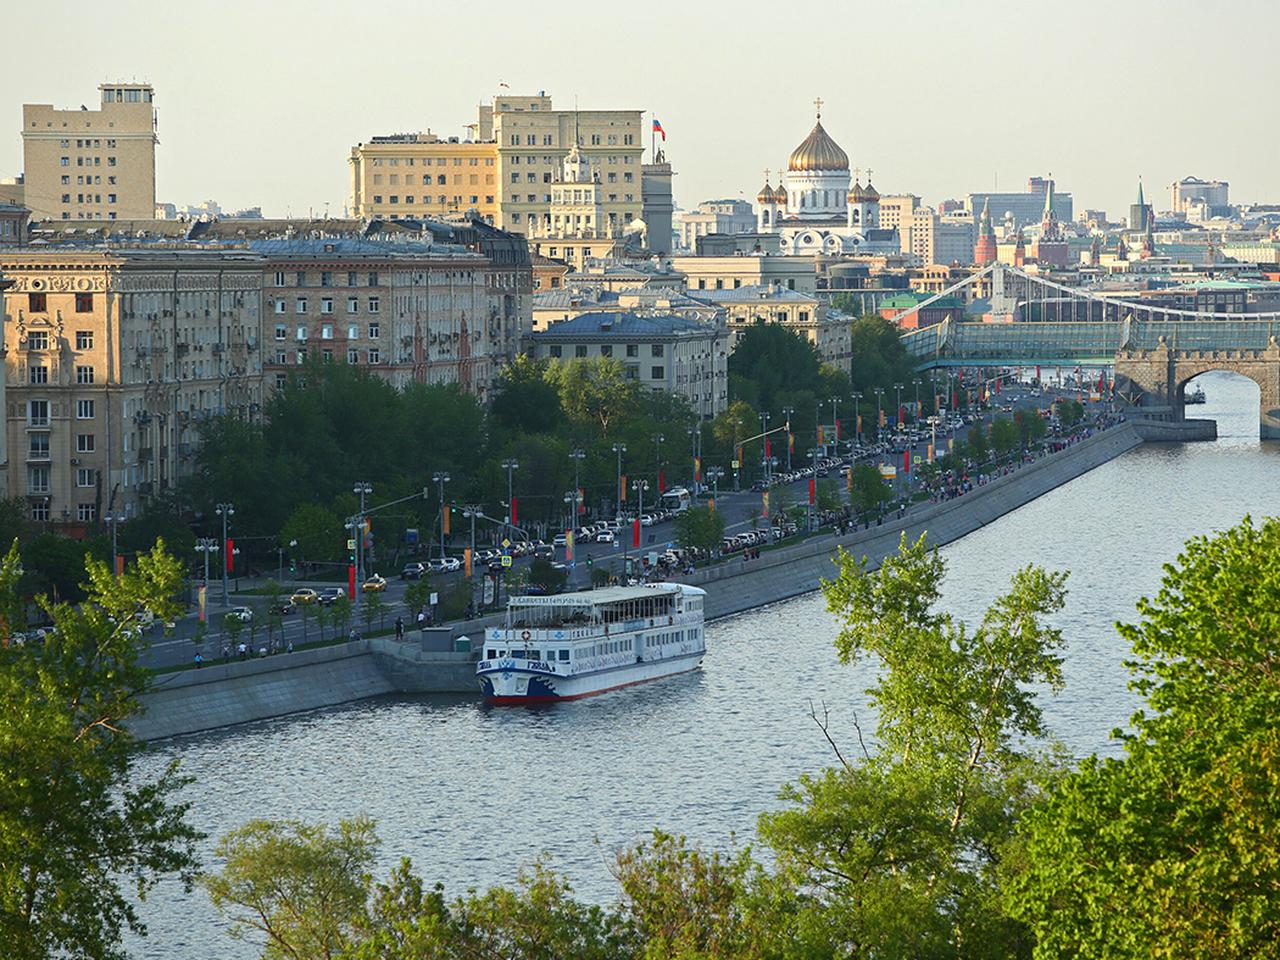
4,0,1277,220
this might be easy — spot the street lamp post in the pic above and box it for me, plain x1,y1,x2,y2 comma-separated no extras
686,426,701,498
760,411,771,484
705,466,724,511
781,406,794,472
851,391,863,447
912,378,922,424
807,447,818,531
893,382,904,430
215,502,234,606
277,538,297,584
611,444,626,519
352,481,372,614
873,388,884,442
732,417,742,491
462,504,482,606
653,433,665,492
500,459,519,542
829,396,839,452
628,478,649,578
568,448,586,526
430,473,449,560
195,538,218,621
104,511,122,576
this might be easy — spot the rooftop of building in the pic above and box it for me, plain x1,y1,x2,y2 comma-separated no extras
691,284,818,304
247,236,479,259
879,292,967,310
531,311,720,340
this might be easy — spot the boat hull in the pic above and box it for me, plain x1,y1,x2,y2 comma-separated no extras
479,651,703,704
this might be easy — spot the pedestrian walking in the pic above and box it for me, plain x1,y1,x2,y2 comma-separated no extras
194,651,203,669
395,616,404,641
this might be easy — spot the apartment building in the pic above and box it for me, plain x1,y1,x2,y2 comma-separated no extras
1,247,264,527
21,83,158,221
671,254,817,295
349,133,499,223
692,284,852,370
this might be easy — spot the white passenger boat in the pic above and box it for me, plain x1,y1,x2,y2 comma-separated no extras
476,583,706,704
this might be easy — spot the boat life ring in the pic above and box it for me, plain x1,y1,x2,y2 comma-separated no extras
521,630,531,641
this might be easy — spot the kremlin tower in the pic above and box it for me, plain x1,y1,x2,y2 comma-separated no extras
974,197,997,264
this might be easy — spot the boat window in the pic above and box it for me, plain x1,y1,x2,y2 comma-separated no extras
487,648,496,659
558,649,569,661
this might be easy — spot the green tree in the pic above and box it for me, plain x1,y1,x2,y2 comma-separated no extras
0,540,202,958
297,597,313,645
848,463,891,517
815,478,843,513
362,589,385,636
991,415,1019,459
489,355,565,436
756,534,1068,957
727,323,822,414
967,421,990,463
1054,397,1084,427
224,609,246,654
282,503,344,566
332,594,353,639
314,602,331,643
548,357,635,437
847,314,919,399
527,557,569,594
674,506,727,555
264,580,285,644
1014,409,1047,448
1008,516,1280,958
204,818,378,960
20,533,90,603
403,579,433,620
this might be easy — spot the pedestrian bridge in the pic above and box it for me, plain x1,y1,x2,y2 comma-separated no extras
894,265,1280,438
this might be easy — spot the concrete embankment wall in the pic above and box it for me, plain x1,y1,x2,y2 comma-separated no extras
132,640,395,741
136,421,1150,741
687,421,1145,620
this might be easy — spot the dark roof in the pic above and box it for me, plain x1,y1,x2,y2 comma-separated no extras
532,311,719,339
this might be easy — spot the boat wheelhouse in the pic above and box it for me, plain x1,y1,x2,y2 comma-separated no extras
476,583,706,704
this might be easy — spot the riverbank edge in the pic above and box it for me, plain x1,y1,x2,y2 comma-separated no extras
133,419,1207,742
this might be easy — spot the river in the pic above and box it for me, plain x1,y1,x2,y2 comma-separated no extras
131,370,1277,957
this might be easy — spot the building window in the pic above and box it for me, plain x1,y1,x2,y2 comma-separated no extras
29,365,48,384
549,345,562,358
320,271,333,287
76,330,93,350
75,399,94,420
367,348,380,364
626,344,638,357
31,500,50,522
322,349,334,362
28,466,51,494
347,348,359,364
78,503,97,522
296,348,307,364
347,271,357,286
368,322,379,339
75,292,93,312
76,468,96,488
367,272,379,286
575,345,588,358
29,433,50,459
368,297,380,313
346,296,358,314
321,297,333,314
651,366,664,379
296,325,307,341
296,298,307,314
347,324,358,340
321,324,334,340
77,433,95,453
275,324,287,340
28,293,47,313
652,344,664,357
76,365,95,384
274,271,286,286
274,299,286,314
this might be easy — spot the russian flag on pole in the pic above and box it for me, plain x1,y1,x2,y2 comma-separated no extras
652,118,666,140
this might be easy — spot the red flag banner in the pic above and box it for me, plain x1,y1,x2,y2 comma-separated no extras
904,448,911,474
348,564,356,598
836,419,842,440
578,487,585,514
765,439,772,458
225,539,234,572
808,477,816,505
658,469,666,493
632,518,641,549
511,496,519,524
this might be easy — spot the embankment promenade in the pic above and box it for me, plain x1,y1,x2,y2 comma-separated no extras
131,418,1211,741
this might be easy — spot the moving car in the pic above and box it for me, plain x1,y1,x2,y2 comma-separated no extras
594,530,616,544
317,587,346,606
291,588,318,605
226,606,254,623
268,599,296,616
401,562,426,580
363,574,388,592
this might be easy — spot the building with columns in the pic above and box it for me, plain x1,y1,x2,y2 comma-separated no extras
752,101,899,256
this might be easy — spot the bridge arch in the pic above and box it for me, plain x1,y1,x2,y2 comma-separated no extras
1179,369,1263,440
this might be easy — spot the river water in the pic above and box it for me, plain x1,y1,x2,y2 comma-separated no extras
132,371,1277,958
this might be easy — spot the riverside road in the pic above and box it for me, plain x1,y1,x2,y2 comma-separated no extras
138,381,1107,672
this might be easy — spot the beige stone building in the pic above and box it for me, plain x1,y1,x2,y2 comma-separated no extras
877,195,920,234
671,254,817,295
348,134,499,223
21,83,157,222
1,248,264,528
692,284,851,370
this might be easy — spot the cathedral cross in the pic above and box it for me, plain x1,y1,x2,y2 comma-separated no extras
865,166,873,182
814,97,824,118
853,166,861,183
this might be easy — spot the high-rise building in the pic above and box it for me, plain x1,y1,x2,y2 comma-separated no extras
490,94,643,235
967,177,1072,229
349,133,499,223
21,83,158,221
641,150,675,256
1171,177,1229,216
902,208,975,266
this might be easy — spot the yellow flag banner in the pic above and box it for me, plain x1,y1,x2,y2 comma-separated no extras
565,530,575,563
620,474,627,501
464,547,472,577
442,504,450,536
762,490,770,519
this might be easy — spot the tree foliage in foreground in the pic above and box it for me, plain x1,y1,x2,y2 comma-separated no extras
1008,515,1280,958
0,540,202,959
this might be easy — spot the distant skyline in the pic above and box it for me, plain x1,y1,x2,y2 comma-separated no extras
4,0,1277,221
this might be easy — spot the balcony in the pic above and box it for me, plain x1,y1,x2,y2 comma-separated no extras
138,446,153,462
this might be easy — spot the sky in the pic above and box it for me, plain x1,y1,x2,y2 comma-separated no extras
4,0,1277,220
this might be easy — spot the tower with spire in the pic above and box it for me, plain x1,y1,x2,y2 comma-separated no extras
1031,178,1069,267
1140,213,1157,260
974,197,998,265
1129,178,1151,233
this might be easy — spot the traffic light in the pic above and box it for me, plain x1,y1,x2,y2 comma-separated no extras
289,559,296,574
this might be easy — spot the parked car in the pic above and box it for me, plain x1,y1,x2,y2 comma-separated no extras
363,574,388,592
226,606,254,623
552,533,568,547
595,530,616,544
401,562,426,581
317,587,346,606
290,588,318,605
639,514,657,527
533,543,555,559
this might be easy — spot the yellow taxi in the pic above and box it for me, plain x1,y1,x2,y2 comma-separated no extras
290,587,318,605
